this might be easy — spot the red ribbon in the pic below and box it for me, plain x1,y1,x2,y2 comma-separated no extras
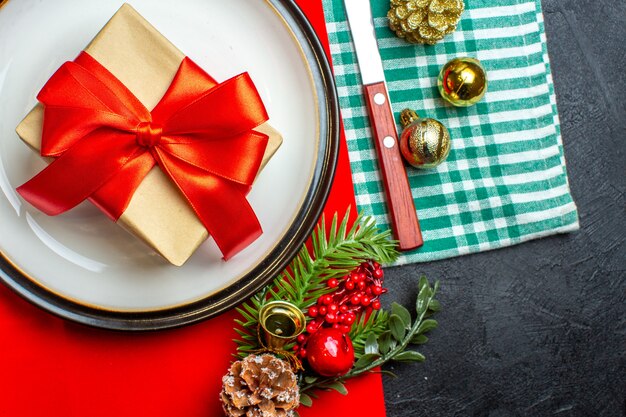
17,52,270,260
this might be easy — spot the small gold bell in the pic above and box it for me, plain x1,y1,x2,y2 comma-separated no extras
258,301,306,350
438,57,487,106
399,109,451,169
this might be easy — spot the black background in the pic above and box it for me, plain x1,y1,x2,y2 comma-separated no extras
382,1,626,416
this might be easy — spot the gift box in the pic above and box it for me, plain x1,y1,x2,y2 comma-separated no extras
15,3,282,266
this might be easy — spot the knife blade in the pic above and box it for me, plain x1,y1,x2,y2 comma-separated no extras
343,0,423,250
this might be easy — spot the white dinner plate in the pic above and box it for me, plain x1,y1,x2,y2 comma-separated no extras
0,0,339,330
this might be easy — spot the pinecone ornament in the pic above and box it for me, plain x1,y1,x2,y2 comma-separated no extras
388,0,465,45
221,354,300,417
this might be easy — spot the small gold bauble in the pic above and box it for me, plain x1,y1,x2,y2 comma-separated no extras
438,57,487,106
399,109,451,169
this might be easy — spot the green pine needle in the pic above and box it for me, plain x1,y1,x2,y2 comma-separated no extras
233,209,399,358
229,208,442,412
349,309,390,360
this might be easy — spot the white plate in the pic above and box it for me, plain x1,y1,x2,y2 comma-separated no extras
0,0,339,329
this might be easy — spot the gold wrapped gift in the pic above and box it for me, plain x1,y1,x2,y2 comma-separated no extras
16,4,283,266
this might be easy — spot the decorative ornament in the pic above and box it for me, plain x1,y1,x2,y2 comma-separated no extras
399,109,451,169
257,301,307,370
293,260,387,360
438,57,488,106
220,354,300,417
388,0,465,45
306,328,355,377
231,211,442,411
259,301,306,350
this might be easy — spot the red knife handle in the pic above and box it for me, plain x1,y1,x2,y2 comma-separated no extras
363,82,423,250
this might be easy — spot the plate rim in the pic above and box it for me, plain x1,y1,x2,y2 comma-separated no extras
0,0,340,331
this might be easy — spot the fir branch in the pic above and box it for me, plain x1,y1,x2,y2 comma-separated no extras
274,209,399,310
349,309,389,360
228,208,443,411
233,209,399,358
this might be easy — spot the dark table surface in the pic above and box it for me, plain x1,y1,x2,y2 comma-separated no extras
382,1,626,416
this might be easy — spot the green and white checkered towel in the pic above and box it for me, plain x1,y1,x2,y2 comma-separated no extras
322,0,579,265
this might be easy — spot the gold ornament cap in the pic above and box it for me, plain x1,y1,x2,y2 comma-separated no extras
438,57,488,106
399,109,451,169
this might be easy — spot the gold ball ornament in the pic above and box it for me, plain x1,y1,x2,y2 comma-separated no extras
388,0,465,45
399,109,451,169
438,57,488,106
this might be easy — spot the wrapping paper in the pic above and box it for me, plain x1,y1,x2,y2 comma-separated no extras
16,4,283,266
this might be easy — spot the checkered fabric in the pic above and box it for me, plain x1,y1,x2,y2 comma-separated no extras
322,0,579,265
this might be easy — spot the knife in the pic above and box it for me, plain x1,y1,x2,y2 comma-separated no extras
343,0,423,250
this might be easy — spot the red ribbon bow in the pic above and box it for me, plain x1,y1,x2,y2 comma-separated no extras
17,52,270,260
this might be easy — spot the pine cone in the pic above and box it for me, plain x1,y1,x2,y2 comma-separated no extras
221,354,300,417
388,0,465,45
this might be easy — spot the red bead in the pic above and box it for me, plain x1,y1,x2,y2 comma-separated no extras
332,323,341,330
317,297,325,305
328,278,339,288
345,281,355,290
366,287,373,295
307,323,318,333
319,306,327,316
361,296,371,306
372,300,381,310
373,268,384,279
328,304,338,313
293,344,300,352
297,334,306,343
372,285,383,296
339,305,349,313
358,281,366,290
308,306,319,317
343,314,355,325
372,261,380,269
350,295,361,305
323,295,333,305
341,325,351,333
358,272,367,282
325,313,337,323
298,349,307,358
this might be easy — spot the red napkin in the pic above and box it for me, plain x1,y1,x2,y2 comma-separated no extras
0,2,387,416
